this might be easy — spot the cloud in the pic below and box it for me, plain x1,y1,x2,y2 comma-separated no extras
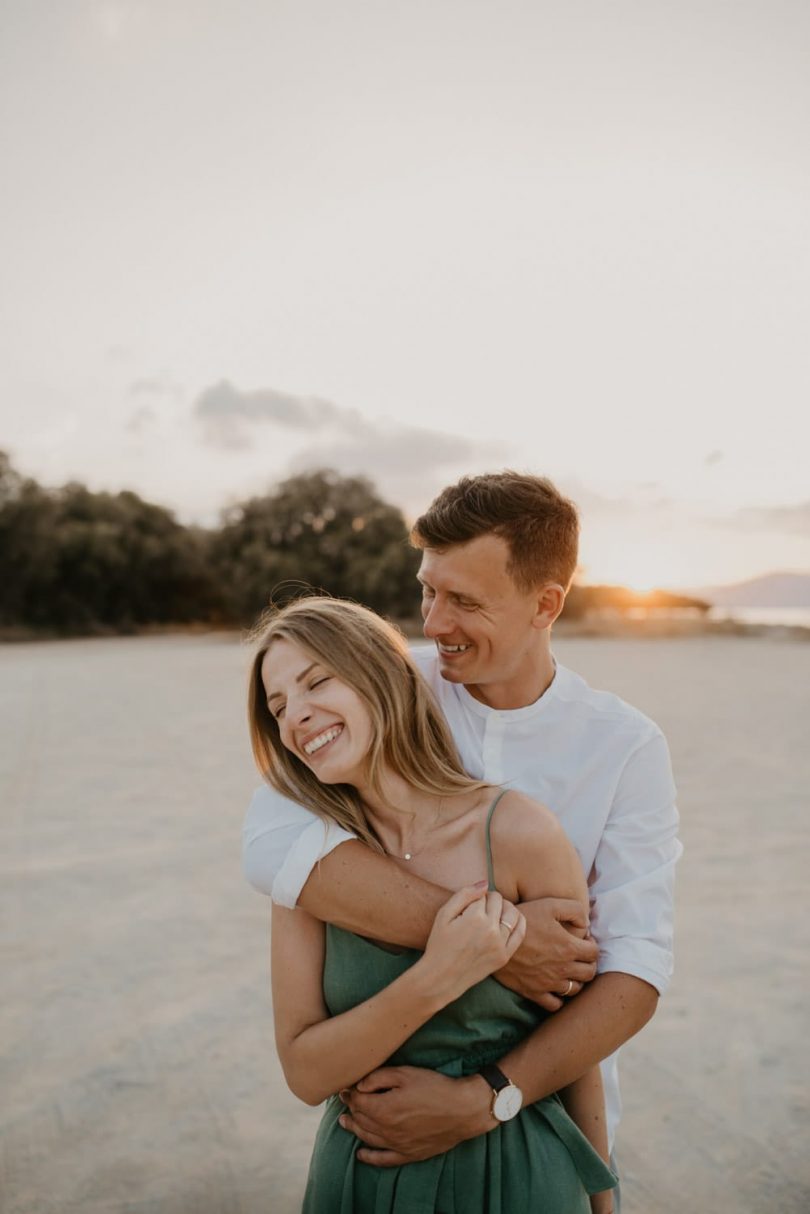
126,405,156,434
287,424,512,516
190,379,513,507
192,379,359,449
570,483,675,517
733,501,810,536
128,373,184,404
290,425,504,479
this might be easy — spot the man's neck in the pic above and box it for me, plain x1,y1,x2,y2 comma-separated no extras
464,649,557,711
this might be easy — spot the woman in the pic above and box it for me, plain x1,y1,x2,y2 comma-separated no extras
248,596,617,1213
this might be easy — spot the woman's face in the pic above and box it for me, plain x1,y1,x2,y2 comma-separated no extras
260,637,375,787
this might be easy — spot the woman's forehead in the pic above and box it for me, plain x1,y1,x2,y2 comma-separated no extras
261,636,319,683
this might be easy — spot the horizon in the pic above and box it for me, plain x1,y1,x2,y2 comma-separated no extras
3,445,808,597
2,3,809,590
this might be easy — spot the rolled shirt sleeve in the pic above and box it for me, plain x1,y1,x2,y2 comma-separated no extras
589,730,682,995
241,784,357,907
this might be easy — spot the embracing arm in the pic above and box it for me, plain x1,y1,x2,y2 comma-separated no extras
494,971,657,1105
272,903,441,1106
272,885,526,1106
497,730,681,1101
298,840,447,947
244,783,596,1002
243,783,448,945
340,774,674,1165
495,732,680,1103
300,842,597,1007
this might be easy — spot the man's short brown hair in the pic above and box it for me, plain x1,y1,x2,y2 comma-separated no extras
411,471,579,592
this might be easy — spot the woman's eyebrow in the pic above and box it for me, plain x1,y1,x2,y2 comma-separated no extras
266,662,319,705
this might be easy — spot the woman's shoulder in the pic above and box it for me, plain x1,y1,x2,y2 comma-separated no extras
487,789,583,902
489,788,568,850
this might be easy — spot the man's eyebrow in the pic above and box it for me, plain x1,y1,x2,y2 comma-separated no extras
266,661,319,704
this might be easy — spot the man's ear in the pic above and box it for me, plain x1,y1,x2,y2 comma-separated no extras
532,583,566,629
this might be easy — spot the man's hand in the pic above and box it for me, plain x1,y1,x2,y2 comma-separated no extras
338,1067,492,1167
496,897,598,1010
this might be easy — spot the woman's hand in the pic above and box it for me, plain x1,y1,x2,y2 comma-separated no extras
420,883,527,1003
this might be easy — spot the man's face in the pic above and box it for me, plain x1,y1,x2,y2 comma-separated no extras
417,534,547,700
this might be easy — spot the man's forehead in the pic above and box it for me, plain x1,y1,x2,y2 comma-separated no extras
417,536,511,588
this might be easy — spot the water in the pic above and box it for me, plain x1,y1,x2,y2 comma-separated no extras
709,606,810,628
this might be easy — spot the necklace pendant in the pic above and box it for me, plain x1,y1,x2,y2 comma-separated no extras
404,852,412,861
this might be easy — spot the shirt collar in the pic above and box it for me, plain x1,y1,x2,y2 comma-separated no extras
455,658,561,721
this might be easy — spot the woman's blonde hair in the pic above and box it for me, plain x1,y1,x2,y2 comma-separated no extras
247,596,484,852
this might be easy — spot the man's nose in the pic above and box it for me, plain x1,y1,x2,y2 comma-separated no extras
423,597,452,638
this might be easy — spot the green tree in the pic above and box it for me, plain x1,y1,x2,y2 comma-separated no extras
212,468,420,625
0,452,58,626
0,453,222,632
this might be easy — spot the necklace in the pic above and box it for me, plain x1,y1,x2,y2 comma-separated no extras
386,840,423,861
380,798,444,861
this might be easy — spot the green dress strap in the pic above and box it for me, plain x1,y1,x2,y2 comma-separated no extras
484,789,509,891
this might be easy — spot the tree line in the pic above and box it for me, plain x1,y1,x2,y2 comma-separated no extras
0,452,707,637
0,454,420,635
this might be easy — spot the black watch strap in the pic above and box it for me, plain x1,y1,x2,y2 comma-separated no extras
479,1063,511,1093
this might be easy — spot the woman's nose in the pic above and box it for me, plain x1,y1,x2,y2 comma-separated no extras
287,695,313,726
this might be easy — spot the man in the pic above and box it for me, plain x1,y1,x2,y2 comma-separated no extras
243,471,681,1204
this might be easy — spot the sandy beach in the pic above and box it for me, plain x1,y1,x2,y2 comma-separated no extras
1,631,808,1214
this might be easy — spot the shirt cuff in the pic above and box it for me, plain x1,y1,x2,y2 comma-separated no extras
596,943,673,997
272,817,357,908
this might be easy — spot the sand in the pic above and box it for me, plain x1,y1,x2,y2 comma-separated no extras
1,632,808,1214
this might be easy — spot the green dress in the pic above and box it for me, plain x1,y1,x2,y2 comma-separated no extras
302,792,617,1213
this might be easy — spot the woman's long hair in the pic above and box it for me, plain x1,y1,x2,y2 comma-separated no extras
247,596,485,852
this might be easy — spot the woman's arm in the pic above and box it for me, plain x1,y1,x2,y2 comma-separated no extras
271,884,526,1106
559,1069,614,1213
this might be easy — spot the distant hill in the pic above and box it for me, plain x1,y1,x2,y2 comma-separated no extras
691,572,810,608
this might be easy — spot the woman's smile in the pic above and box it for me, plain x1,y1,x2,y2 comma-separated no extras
301,724,344,758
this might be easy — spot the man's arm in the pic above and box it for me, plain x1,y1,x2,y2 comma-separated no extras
244,784,598,997
339,971,656,1166
298,839,446,947
492,973,657,1103
299,839,597,1000
340,730,681,1165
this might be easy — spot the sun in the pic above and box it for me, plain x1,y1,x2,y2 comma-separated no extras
624,581,657,595
578,543,696,593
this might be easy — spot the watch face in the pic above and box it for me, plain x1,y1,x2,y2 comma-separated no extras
493,1084,523,1121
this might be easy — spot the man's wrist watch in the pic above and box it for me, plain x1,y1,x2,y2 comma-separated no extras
479,1063,523,1122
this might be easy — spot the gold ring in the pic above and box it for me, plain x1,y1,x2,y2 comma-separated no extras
499,917,515,932
562,979,574,997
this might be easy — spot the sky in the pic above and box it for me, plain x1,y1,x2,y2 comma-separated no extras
1,0,808,590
